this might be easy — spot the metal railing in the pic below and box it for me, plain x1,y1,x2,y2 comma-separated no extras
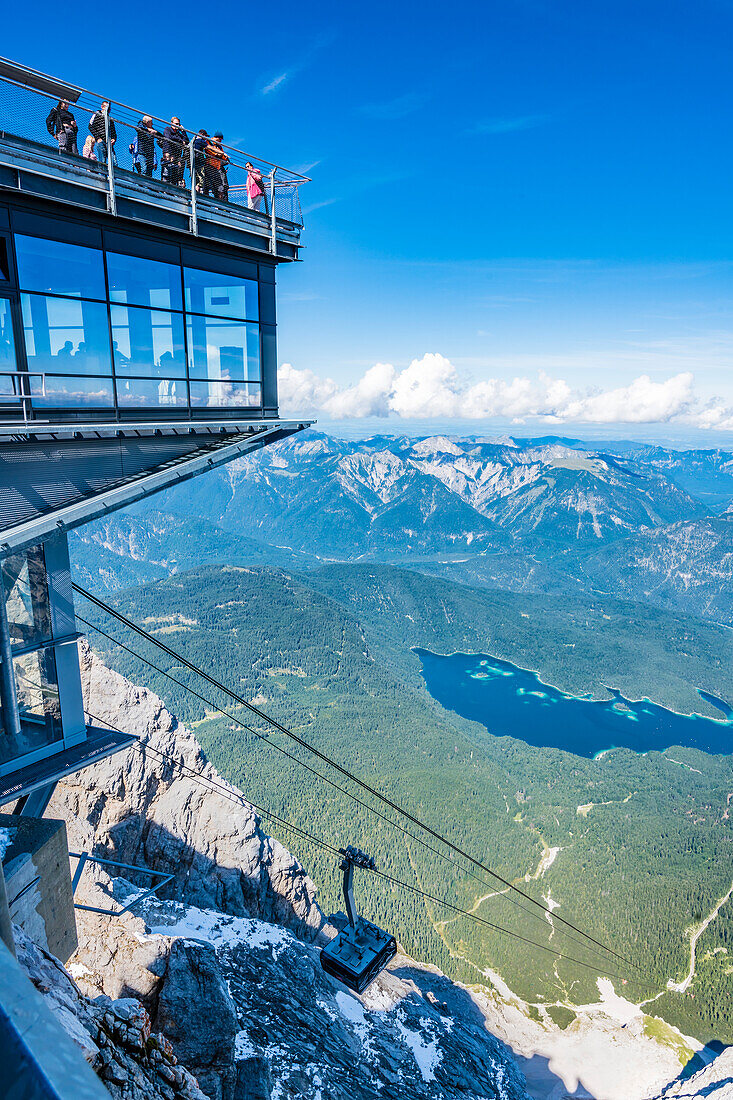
0,371,46,424
0,58,310,252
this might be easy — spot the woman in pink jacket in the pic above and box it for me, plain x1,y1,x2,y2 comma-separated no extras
246,163,266,212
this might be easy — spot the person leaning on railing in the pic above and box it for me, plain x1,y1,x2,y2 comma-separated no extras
131,115,161,177
193,129,208,193
205,132,229,201
246,163,266,213
161,117,189,187
88,101,117,165
46,99,78,156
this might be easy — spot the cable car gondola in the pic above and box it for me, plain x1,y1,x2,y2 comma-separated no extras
319,846,397,994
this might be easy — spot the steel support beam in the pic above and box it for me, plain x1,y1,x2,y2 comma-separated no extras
0,422,308,556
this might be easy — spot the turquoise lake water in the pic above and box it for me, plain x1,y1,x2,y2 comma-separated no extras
415,649,733,758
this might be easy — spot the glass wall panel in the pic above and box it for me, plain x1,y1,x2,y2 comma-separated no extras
186,317,260,383
2,547,52,650
29,374,115,407
184,268,258,321
111,305,186,378
21,294,112,376
189,380,261,408
0,299,17,373
1,647,63,764
116,377,187,407
15,235,106,300
107,252,183,312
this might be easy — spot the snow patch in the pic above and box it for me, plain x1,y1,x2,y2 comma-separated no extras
144,902,291,959
394,1011,443,1083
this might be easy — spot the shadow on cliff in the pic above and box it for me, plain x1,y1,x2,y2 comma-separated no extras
90,817,322,944
392,963,600,1100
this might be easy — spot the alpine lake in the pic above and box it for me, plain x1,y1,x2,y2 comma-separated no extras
415,649,733,758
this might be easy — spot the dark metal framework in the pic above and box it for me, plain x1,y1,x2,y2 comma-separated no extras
70,851,174,916
0,195,282,424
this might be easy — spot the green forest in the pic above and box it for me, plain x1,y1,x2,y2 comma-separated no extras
77,561,733,1046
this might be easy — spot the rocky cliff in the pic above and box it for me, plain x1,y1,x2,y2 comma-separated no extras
30,643,531,1100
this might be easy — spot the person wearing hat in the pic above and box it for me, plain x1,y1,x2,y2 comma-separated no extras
193,129,209,193
205,131,229,201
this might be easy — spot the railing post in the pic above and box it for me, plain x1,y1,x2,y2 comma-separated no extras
105,110,117,217
269,168,277,257
189,140,198,236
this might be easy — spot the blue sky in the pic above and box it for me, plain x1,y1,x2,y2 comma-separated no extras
5,0,733,439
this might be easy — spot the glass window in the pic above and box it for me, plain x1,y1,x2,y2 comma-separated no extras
2,547,52,650
1,648,63,764
186,317,260,382
116,377,187,407
14,235,106,300
184,267,258,321
106,252,183,312
0,299,17,373
111,305,186,378
29,374,115,407
21,294,112,376
189,380,261,408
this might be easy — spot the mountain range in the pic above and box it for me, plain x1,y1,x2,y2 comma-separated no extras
72,432,733,627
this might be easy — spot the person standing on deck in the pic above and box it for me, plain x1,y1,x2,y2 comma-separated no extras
246,163,266,212
133,115,160,177
89,101,117,164
161,117,189,186
46,99,78,155
205,132,229,201
193,129,208,193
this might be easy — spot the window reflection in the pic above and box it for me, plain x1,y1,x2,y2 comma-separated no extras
1,648,63,764
189,380,261,407
2,546,52,650
111,305,186,378
15,235,106,300
186,317,260,382
29,374,115,407
184,267,258,321
107,252,183,312
116,377,187,407
21,294,112,376
0,299,17,373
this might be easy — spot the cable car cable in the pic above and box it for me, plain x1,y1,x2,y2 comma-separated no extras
80,703,634,984
72,583,636,970
76,610,627,971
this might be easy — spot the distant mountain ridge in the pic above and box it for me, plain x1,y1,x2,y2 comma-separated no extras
71,431,733,626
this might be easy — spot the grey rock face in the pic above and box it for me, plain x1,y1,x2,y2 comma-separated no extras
156,939,238,1100
48,642,324,939
136,898,530,1100
14,924,210,1100
44,648,529,1099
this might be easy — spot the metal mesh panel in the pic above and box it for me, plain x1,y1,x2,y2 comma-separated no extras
0,69,308,229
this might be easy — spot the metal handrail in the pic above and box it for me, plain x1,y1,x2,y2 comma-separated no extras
69,850,175,916
0,56,311,183
0,65,307,240
0,372,46,424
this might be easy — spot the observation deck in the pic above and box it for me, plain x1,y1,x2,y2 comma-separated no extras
0,56,312,551
0,57,309,261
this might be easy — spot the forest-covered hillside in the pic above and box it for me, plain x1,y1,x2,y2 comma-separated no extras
76,561,733,1046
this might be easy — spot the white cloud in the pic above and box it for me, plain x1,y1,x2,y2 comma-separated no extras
277,363,337,415
260,73,289,96
558,373,694,424
324,363,396,418
277,354,732,430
